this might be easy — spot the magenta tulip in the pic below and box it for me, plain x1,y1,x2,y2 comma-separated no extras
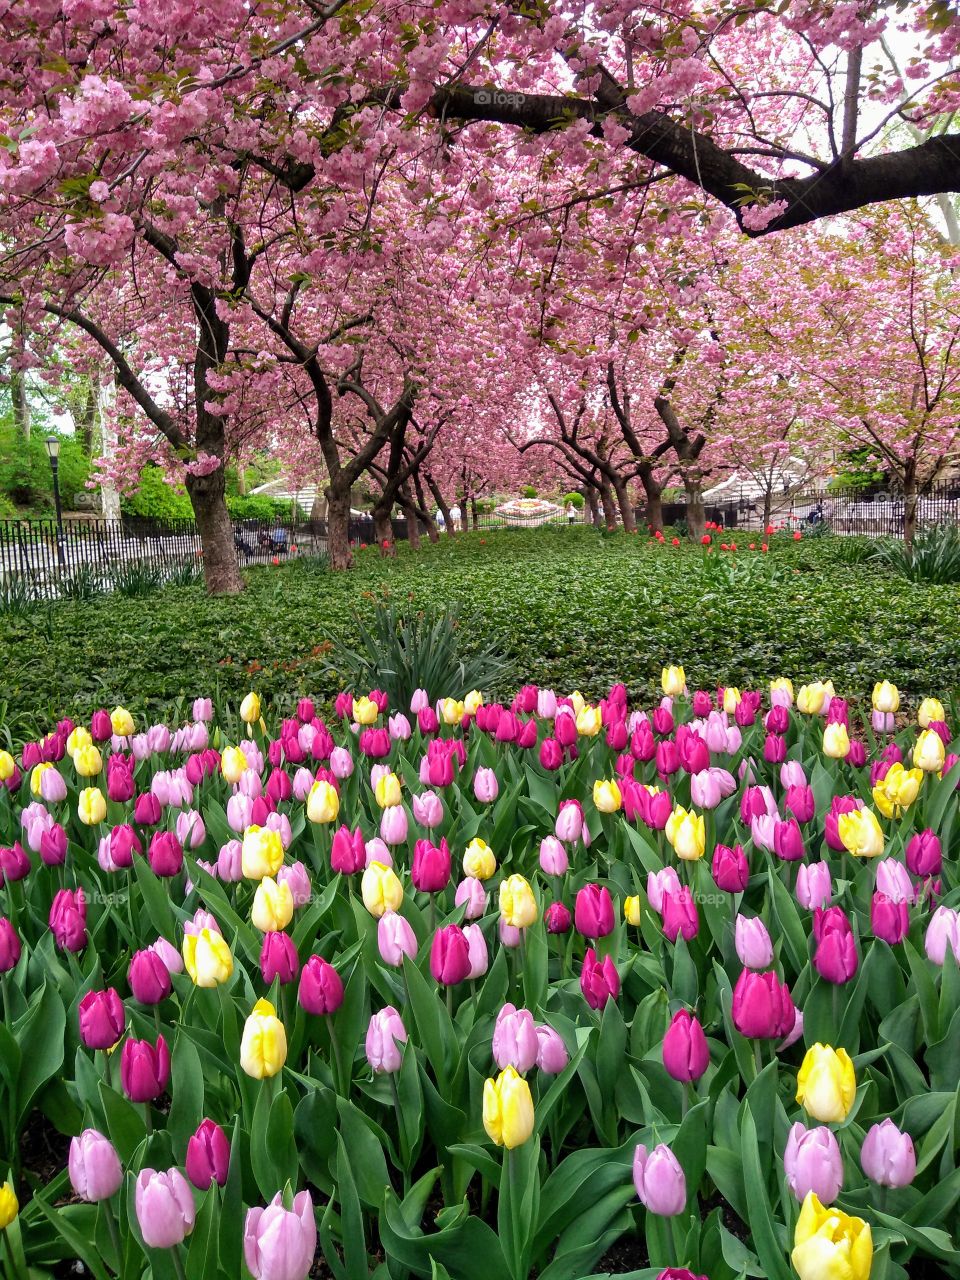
773,818,805,862
906,829,942,877
813,906,858,983
871,892,909,945
298,955,344,1014
49,887,87,951
330,824,365,874
121,1034,170,1102
186,1118,231,1190
712,843,749,892
732,969,795,1039
661,886,699,943
662,1010,709,1083
412,837,451,893
430,925,471,986
129,949,173,1004
574,884,615,939
544,902,571,934
147,830,183,877
260,931,299,984
0,917,21,972
580,948,620,1010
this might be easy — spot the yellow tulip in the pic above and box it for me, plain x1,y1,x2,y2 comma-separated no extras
797,682,827,715
770,677,794,704
576,705,602,737
792,1192,872,1280
569,690,586,715
182,928,234,987
241,825,284,880
221,746,248,784
110,706,135,737
624,896,642,926
913,729,946,774
872,681,900,714
0,750,16,782
66,726,92,757
463,838,496,881
796,1043,856,1123
464,690,484,715
239,692,261,724
482,1066,534,1148
30,761,52,796
837,808,884,858
73,743,103,777
361,861,404,918
822,723,850,760
375,772,402,808
499,874,538,928
661,666,686,697
251,876,294,932
872,763,922,819
593,779,622,813
77,787,107,826
352,695,378,725
239,998,287,1078
722,686,741,714
665,805,706,861
918,697,945,728
306,779,340,824
440,698,464,726
0,1181,18,1229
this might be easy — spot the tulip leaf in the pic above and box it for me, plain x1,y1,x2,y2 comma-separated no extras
537,1184,635,1280
924,756,960,833
381,1185,511,1280
185,1182,220,1280
250,1081,297,1201
403,953,454,1089
739,1107,792,1280
14,979,65,1126
336,1097,392,1207
705,1145,748,1222
166,1031,204,1155
765,867,809,978
523,919,549,1012
131,854,176,938
902,937,940,1046
29,1199,111,1280
98,1081,147,1165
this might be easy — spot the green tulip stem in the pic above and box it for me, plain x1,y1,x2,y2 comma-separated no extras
143,1103,153,1135
2,1229,26,1280
330,1025,347,1095
171,1245,188,1280
102,1199,123,1273
446,983,454,1020
832,984,841,1038
4,886,16,931
878,1186,888,1216
0,976,9,1027
152,1006,161,1037
429,894,436,934
681,1083,690,1119
753,1040,763,1079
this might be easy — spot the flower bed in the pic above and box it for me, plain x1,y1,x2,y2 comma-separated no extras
0,674,957,1279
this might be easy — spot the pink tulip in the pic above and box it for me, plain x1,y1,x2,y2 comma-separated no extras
78,988,125,1050
783,1122,843,1204
539,836,568,876
539,738,564,770
412,837,451,893
712,843,749,892
39,822,67,866
298,955,344,1014
377,912,418,967
574,884,615,939
366,1007,407,1073
454,876,487,919
474,767,499,803
492,1003,539,1072
463,923,489,977
580,948,620,1009
331,825,366,875
732,969,795,1039
633,1143,686,1215
646,867,681,912
925,906,960,965
662,1010,709,1082
121,1034,170,1102
861,1119,916,1188
555,799,584,843
277,861,311,906
735,916,774,969
813,906,858,983
135,1168,195,1248
741,785,777,823
364,838,393,868
129,950,172,1004
430,925,471,985
49,887,86,951
412,790,443,828
875,858,913,903
329,747,354,779
544,902,571,933
871,892,908,945
150,936,183,975
906,829,942,877
260,932,299,984
796,862,832,911
661,886,699,943
244,1189,316,1280
186,1118,231,1190
0,918,21,972
68,1129,122,1202
535,1024,569,1073
773,818,805,862
380,804,408,845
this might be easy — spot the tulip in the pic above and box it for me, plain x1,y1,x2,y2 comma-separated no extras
574,884,615,938
377,911,418,967
791,1192,872,1280
647,867,681,913
732,969,795,1039
860,1118,916,1188
366,1006,407,1073
430,925,472,985
241,825,284,880
306,779,340,823
797,682,828,715
918,696,945,728
872,762,923,819
329,824,365,876
580,948,620,1009
784,1124,844,1208
450,877,484,921
544,902,572,933
276,861,311,906
297,954,344,1015
499,874,537,928
785,784,816,825
913,727,945,774
129,948,172,1004
147,831,183,878
618,895,641,927
529,1024,566,1074
240,998,287,1078
379,804,408,845
39,822,67,866
906,828,942,877
735,916,774,970
89,709,113,741
537,836,568,878
796,1043,856,1122
493,1004,539,1072
49,887,86,951
662,1010,709,1083
68,1129,123,1202
260,931,299,985
822,722,850,759
483,1065,535,1148
251,877,294,933
77,786,107,826
872,681,900,713
712,843,749,892
149,936,183,976
665,805,705,861
182,928,234,988
374,771,401,809
796,862,832,911
460,922,487,978
411,838,451,893
661,885,699,943
244,1190,317,1280
473,767,499,804
773,818,805,862
121,1034,170,1102
592,778,621,813
924,906,960,965
837,807,885,858
185,1119,230,1190
361,861,403,918
875,858,913,904
813,907,858,984
633,1143,686,1215
134,1168,196,1250
661,666,686,697
0,918,20,973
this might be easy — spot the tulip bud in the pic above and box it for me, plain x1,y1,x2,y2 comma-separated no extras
544,902,571,933
796,862,832,911
121,1034,170,1102
735,916,774,969
732,969,795,1039
483,1066,535,1148
906,829,942,877
633,1143,686,1215
430,925,472,986
574,884,615,939
260,931,299,984
499,874,537,928
366,1006,407,1073
134,1168,195,1248
0,918,21,973
78,988,125,1051
186,1118,231,1190
298,955,344,1014
129,949,172,1004
240,998,287,1078
662,1010,709,1082
712,843,749,892
580,947,619,1009
783,1123,843,1204
796,1043,856,1123
454,876,487,919
68,1129,123,1202
860,1119,916,1188
492,1003,539,1072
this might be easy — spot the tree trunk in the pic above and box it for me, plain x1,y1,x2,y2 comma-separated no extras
373,502,396,555
903,480,919,551
77,384,97,454
599,480,618,529
471,495,479,529
186,470,244,593
326,485,353,570
684,477,706,541
613,478,637,532
97,371,121,522
762,489,773,531
413,472,440,542
402,501,421,550
11,372,30,441
585,486,601,527
427,475,456,537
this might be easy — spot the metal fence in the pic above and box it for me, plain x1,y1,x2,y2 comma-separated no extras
643,483,960,537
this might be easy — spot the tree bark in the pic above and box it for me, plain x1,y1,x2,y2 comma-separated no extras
470,495,479,529
186,469,242,593
903,476,919,552
585,486,601,527
97,371,121,522
425,473,455,536
373,502,396,554
11,372,30,441
612,477,636,532
643,485,664,534
399,491,421,550
684,476,706,541
77,383,96,454
326,484,353,570
413,471,440,542
599,479,618,529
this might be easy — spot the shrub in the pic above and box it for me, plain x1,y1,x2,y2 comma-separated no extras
0,421,92,511
0,572,39,615
561,491,585,509
111,559,168,597
521,485,538,498
870,522,960,583
120,466,194,519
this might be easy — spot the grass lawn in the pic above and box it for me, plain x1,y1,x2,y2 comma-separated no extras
1,527,957,738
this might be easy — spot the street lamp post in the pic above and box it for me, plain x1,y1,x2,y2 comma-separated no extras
44,435,66,570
